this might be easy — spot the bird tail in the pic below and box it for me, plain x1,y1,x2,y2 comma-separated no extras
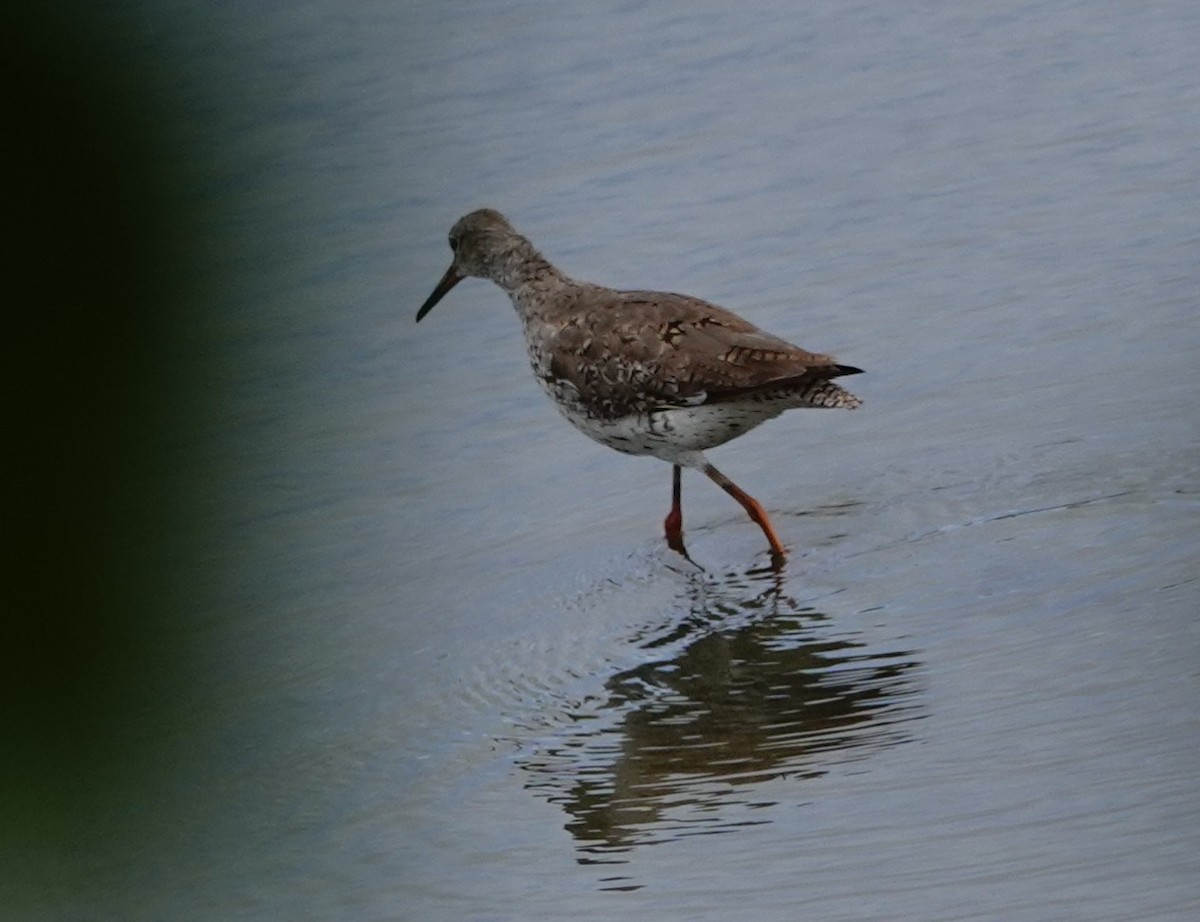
763,366,863,409
801,380,862,409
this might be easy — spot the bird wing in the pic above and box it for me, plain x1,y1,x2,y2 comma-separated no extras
545,289,858,418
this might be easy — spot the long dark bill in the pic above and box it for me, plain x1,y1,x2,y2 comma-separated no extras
415,265,464,322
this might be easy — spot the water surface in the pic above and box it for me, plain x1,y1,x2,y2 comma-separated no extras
14,1,1199,920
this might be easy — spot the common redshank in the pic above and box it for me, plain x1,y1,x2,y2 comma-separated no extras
415,208,861,564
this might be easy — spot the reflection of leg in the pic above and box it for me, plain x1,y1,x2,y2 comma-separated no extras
700,461,787,562
664,464,685,552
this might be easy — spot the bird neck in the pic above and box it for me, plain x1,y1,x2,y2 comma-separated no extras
490,238,574,318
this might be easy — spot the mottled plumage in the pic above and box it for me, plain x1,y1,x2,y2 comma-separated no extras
416,208,861,564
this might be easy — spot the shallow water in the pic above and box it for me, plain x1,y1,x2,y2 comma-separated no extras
13,1,1200,919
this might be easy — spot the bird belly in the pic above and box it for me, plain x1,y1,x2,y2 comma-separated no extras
550,393,786,464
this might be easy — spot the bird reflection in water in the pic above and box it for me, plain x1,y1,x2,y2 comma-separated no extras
516,568,921,872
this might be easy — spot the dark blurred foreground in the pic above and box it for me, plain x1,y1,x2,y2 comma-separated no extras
3,5,220,904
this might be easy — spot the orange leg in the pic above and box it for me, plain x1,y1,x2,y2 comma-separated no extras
663,464,686,552
701,462,787,563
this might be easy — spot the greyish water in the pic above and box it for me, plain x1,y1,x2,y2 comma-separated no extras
16,1,1199,920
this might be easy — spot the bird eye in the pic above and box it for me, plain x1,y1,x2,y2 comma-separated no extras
448,234,459,252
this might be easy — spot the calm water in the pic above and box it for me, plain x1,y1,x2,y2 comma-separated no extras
12,1,1199,919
